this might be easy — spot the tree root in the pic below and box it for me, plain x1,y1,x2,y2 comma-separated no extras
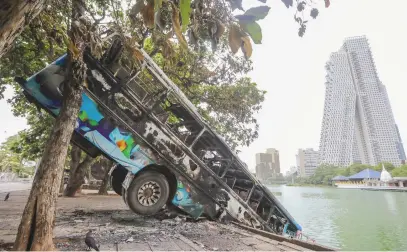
13,193,56,250
27,197,37,250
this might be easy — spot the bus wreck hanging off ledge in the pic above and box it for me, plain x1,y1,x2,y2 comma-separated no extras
15,38,303,239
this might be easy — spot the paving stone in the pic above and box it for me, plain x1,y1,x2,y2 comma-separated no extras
280,241,310,251
241,237,259,246
0,234,15,244
119,242,151,251
254,242,280,251
98,243,118,251
172,238,196,251
148,239,182,251
176,234,202,251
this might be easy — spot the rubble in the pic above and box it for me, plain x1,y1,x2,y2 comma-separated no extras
0,190,314,251
125,237,134,243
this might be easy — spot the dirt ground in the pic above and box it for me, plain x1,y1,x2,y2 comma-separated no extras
0,190,311,251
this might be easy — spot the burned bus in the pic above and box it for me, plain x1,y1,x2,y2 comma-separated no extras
15,39,302,237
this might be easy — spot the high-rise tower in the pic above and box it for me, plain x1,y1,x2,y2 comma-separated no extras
297,148,319,177
255,148,281,181
319,36,403,167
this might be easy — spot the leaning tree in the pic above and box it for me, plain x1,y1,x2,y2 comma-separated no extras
0,1,48,58
11,0,103,249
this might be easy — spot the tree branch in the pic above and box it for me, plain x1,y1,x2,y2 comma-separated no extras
139,28,150,47
149,47,160,57
89,7,106,25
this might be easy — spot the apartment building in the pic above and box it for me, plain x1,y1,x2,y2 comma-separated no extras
319,36,404,167
297,148,319,177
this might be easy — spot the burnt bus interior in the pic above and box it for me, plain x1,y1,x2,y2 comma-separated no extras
82,38,298,235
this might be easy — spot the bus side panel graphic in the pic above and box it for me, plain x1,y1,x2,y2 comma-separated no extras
22,55,204,218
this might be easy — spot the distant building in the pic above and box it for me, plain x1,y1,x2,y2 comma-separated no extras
395,125,406,163
290,166,298,175
266,148,281,174
255,148,281,181
255,163,269,181
297,148,319,177
255,154,272,181
319,36,404,167
285,166,298,177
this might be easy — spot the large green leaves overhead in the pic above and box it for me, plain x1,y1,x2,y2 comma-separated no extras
171,2,188,49
241,6,270,21
241,22,262,44
234,6,269,44
280,0,293,8
235,5,270,23
154,0,162,11
179,0,191,32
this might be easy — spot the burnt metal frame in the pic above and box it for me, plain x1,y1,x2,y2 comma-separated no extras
137,49,299,230
82,45,300,235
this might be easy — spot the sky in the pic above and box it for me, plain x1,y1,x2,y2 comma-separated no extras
1,0,407,174
238,0,407,173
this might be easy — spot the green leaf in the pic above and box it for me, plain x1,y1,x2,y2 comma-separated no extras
171,2,188,48
154,0,162,11
241,22,262,44
243,6,270,21
180,0,191,32
234,15,257,23
229,0,244,11
280,0,293,8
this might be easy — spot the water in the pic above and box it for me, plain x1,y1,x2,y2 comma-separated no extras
268,185,407,251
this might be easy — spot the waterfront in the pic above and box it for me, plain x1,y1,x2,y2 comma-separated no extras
269,185,407,251
0,189,324,251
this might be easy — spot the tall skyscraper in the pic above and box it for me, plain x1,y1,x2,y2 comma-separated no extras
266,148,281,174
319,36,404,167
255,148,281,181
296,148,319,177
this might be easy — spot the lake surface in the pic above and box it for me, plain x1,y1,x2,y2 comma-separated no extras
268,185,407,251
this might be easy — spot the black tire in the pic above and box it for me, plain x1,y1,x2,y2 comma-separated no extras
126,171,170,216
110,165,128,196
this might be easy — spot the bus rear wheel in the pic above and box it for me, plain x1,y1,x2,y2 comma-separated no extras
126,171,170,216
110,165,127,196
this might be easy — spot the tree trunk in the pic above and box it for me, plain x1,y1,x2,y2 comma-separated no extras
64,154,93,197
12,69,83,250
62,145,81,196
0,0,45,58
98,159,113,195
58,172,64,196
69,145,82,175
13,0,88,248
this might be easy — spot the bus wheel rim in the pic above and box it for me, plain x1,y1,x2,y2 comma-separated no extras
137,181,161,206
